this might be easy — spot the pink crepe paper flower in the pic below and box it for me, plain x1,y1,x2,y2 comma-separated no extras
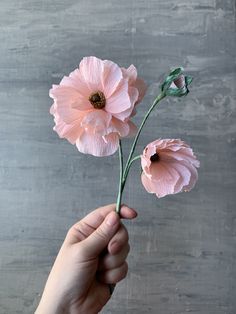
49,56,147,157
141,139,200,198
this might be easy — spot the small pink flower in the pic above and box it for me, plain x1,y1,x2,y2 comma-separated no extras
141,139,200,198
49,56,147,157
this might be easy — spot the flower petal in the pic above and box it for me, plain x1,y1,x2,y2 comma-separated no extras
60,68,91,97
50,85,92,111
141,172,155,193
170,74,185,89
129,86,139,106
79,56,104,91
105,79,131,114
127,121,137,137
54,120,83,144
76,131,119,157
81,110,112,135
103,60,123,98
150,162,178,185
50,104,85,144
122,65,147,104
171,162,191,193
121,65,137,84
181,162,198,192
141,170,176,198
162,148,200,167
108,118,130,137
134,77,147,103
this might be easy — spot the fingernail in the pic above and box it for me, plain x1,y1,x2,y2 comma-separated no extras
106,212,119,226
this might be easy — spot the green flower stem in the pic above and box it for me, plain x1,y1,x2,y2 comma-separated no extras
115,140,123,214
116,155,140,214
121,155,141,192
115,91,166,214
122,91,166,183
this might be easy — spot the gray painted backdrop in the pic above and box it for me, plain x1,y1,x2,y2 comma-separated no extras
0,1,235,313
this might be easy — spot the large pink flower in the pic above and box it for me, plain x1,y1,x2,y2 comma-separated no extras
141,139,200,198
49,56,147,156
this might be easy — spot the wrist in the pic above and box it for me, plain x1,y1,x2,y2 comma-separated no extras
35,296,66,314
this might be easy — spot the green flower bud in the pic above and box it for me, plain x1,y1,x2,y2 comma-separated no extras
161,67,193,97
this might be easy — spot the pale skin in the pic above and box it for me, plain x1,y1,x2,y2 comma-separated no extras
35,204,137,314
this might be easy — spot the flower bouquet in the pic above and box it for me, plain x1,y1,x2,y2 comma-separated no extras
49,56,199,214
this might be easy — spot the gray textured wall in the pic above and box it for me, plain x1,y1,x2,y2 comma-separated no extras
0,1,235,313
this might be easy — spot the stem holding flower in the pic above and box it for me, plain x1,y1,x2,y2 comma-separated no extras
115,91,166,213
115,140,123,214
115,68,193,214
123,91,166,180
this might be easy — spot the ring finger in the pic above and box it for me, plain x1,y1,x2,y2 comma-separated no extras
98,243,130,271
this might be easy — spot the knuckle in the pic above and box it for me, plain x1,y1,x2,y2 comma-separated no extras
123,228,129,243
114,226,128,246
67,224,88,242
67,225,77,238
96,227,108,242
104,261,129,284
117,262,128,282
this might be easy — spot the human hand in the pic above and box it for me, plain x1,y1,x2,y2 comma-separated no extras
35,204,137,314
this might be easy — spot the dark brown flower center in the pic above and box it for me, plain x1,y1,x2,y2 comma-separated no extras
89,91,106,109
150,153,160,162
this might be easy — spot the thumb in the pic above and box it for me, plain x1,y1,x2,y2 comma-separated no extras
80,211,120,258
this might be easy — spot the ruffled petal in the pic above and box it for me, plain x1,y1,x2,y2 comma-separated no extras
162,148,200,167
81,110,112,135
108,118,130,137
141,172,155,193
180,161,198,192
60,68,91,97
107,85,138,121
128,86,139,107
54,120,83,144
127,121,137,137
112,106,133,122
134,77,147,103
171,162,191,193
141,170,176,198
103,60,123,98
121,65,137,84
50,103,85,143
76,131,119,157
105,79,132,115
122,65,147,104
79,56,104,91
150,162,179,186
50,85,92,111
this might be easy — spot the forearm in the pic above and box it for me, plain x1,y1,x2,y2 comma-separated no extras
35,294,65,314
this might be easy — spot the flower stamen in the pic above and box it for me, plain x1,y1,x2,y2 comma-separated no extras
89,91,106,109
150,153,160,162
